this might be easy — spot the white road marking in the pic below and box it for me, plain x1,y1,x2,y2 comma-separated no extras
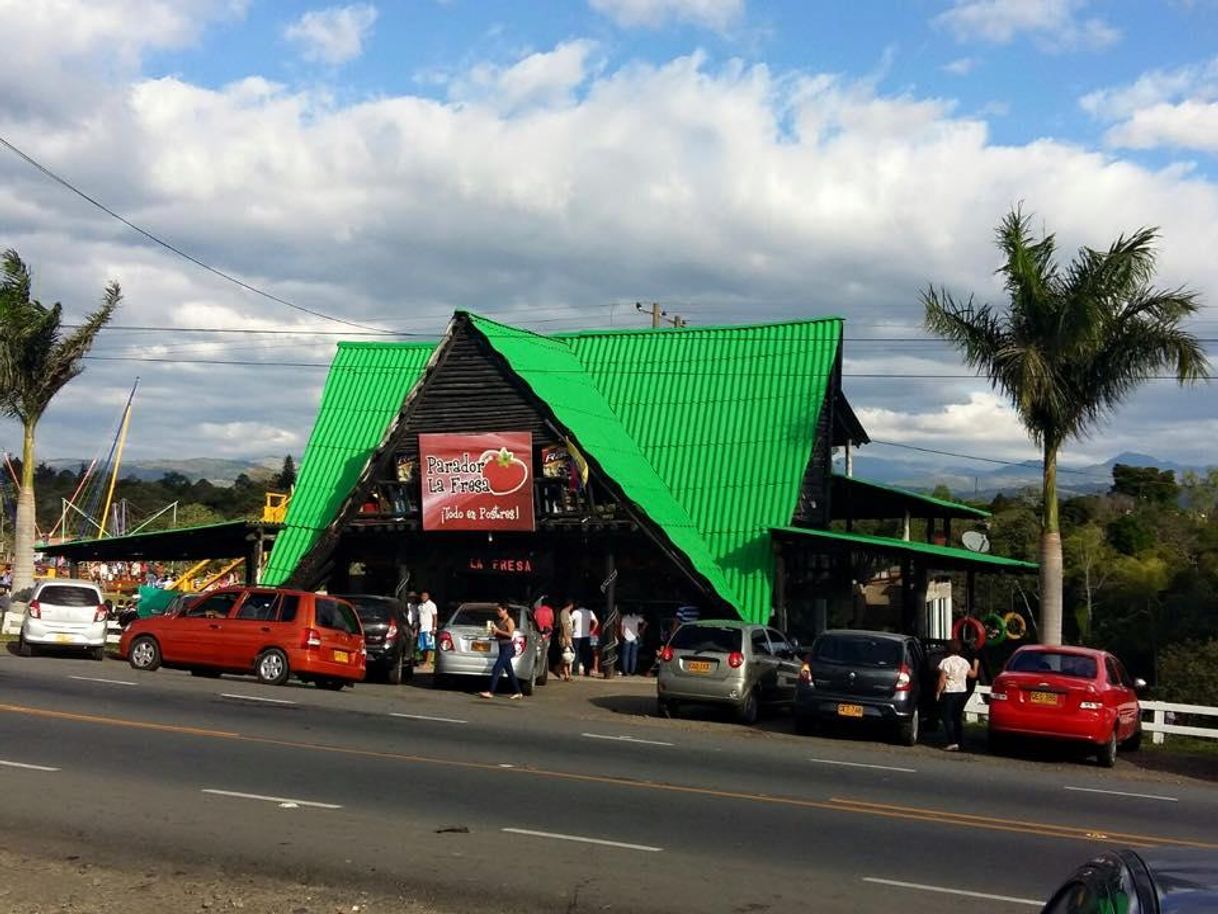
582,733,674,747
1064,786,1178,802
219,693,296,705
390,712,468,724
69,675,137,687
201,789,342,810
0,760,60,772
808,757,917,773
503,828,662,853
862,877,1040,907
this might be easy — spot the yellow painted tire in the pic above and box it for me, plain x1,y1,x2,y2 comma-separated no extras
1003,611,1027,641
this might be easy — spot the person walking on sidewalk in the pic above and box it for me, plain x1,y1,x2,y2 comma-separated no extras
571,601,598,677
936,638,977,751
416,591,438,667
618,609,646,676
480,603,524,700
557,599,575,680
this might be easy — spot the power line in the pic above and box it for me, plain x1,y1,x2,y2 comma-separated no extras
0,133,389,334
867,439,1109,477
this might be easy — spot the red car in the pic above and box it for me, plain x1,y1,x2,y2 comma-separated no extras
118,587,366,689
988,645,1144,767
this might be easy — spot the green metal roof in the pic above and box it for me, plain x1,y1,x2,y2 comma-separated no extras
264,313,844,622
771,526,1038,572
261,342,435,585
831,473,991,520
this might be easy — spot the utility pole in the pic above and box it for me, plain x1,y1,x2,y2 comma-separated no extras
635,302,687,329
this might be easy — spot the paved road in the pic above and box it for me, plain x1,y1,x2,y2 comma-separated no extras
0,652,1213,914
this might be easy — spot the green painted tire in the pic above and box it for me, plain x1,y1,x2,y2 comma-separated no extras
981,613,1007,646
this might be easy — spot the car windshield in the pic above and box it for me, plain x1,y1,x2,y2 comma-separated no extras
670,625,742,653
37,585,99,606
342,597,396,625
448,605,519,629
1008,651,1098,679
812,635,902,669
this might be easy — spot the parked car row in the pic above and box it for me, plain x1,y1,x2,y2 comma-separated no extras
655,619,1146,767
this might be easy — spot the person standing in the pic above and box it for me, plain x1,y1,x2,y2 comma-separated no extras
557,599,575,680
479,603,524,700
936,638,977,751
571,601,598,677
416,590,438,668
618,609,646,676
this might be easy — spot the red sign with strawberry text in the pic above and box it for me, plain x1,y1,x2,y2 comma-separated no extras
419,432,535,532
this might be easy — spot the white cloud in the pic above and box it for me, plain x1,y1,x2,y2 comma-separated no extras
450,40,599,112
942,57,978,76
856,393,1032,459
589,0,743,31
935,0,1119,51
284,3,378,65
1081,58,1218,153
196,421,302,455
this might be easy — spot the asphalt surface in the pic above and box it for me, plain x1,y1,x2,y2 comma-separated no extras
0,650,1214,914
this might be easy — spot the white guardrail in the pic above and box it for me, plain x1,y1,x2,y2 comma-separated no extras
965,685,1218,745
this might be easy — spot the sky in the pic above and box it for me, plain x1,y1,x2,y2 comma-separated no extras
1,0,1216,484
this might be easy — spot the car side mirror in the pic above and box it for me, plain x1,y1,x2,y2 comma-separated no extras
1133,678,1148,693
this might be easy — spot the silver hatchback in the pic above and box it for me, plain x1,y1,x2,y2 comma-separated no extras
656,620,803,725
433,602,550,695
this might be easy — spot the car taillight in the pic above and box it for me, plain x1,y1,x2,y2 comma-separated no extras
798,663,812,684
1080,701,1103,710
27,600,41,619
513,636,527,657
385,621,398,641
728,651,744,669
988,690,1007,701
94,605,109,622
660,645,674,663
301,627,322,649
895,663,912,692
438,631,454,652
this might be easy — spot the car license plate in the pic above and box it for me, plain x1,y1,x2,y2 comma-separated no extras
1029,690,1059,706
837,703,865,718
472,641,491,653
333,650,350,663
685,660,713,674
55,633,73,644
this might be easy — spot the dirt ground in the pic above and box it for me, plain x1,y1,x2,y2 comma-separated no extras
0,846,446,914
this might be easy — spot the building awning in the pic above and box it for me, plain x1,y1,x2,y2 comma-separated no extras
39,521,280,563
771,526,1036,572
830,474,991,522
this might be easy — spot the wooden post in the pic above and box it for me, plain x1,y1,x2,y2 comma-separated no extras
601,549,618,677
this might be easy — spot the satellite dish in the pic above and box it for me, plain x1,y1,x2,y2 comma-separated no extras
961,530,991,554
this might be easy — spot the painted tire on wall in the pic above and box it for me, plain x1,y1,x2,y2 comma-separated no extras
1002,611,1027,640
981,612,1007,645
951,616,987,649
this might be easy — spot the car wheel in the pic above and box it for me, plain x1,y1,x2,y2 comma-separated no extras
521,664,536,697
16,631,32,657
256,648,290,686
1097,728,1118,768
386,652,403,686
401,659,414,682
794,711,817,736
1122,725,1142,752
128,636,161,672
736,689,760,726
988,731,1011,756
896,708,920,746
536,656,549,686
90,646,106,662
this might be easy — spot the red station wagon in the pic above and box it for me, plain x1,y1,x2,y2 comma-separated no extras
118,587,366,689
988,645,1144,767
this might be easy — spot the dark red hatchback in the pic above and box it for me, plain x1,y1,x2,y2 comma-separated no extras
118,587,366,689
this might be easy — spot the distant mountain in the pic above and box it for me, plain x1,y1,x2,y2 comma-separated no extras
842,451,1213,500
43,456,280,487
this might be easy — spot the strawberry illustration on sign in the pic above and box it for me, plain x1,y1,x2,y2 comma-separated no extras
480,447,529,495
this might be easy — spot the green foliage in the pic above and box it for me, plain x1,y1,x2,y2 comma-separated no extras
1157,640,1218,707
1111,464,1180,505
274,454,297,491
1107,513,1155,555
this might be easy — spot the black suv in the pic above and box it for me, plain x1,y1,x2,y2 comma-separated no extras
793,630,945,745
335,594,414,684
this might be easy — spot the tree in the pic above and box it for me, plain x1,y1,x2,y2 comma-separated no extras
1111,464,1179,505
924,208,1208,644
275,454,297,491
0,250,119,598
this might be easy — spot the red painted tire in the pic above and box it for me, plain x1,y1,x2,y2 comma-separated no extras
952,616,987,649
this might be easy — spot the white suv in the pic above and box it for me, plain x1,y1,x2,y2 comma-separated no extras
19,579,108,661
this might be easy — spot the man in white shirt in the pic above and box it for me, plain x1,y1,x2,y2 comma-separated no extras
416,591,438,667
570,603,598,677
937,638,978,751
618,610,646,676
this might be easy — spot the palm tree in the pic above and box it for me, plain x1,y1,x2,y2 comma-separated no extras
924,208,1208,645
0,249,120,600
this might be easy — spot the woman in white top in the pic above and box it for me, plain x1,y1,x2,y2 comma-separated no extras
936,638,979,751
